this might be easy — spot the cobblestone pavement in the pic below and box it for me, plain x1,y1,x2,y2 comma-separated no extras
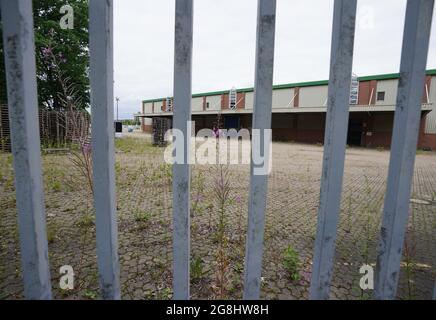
0,137,435,300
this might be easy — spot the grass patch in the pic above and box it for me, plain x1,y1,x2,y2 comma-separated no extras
191,256,205,281
134,211,152,223
83,289,98,300
283,245,301,281
76,214,95,228
47,223,58,243
115,137,157,154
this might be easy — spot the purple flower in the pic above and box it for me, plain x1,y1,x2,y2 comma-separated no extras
213,127,226,138
193,194,203,202
41,47,52,57
82,142,91,154
57,53,67,64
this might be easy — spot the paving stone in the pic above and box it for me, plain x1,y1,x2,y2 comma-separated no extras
0,142,434,299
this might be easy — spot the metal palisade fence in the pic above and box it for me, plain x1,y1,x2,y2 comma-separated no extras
0,0,435,300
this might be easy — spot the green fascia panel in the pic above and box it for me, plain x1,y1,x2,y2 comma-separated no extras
142,69,436,104
358,69,436,81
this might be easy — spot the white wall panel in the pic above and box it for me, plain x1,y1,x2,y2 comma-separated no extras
245,91,254,109
299,85,328,107
205,95,221,111
425,76,436,133
272,88,294,108
143,102,153,113
191,97,203,112
375,79,398,106
154,100,163,112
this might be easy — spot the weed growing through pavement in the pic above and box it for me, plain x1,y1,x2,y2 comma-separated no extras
283,245,301,281
191,256,205,282
211,114,233,299
403,213,417,299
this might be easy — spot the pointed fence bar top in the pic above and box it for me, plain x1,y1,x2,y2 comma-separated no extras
0,0,52,300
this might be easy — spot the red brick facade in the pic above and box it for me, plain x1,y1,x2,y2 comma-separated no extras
236,92,245,109
221,93,229,110
358,80,377,105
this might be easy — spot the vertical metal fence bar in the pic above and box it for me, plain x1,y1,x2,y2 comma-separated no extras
0,0,52,300
172,0,194,300
374,0,434,300
309,0,357,300
89,0,120,300
433,281,436,300
243,0,276,300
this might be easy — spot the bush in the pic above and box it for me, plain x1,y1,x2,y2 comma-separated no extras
47,223,58,243
283,245,300,281
76,214,95,228
134,211,151,223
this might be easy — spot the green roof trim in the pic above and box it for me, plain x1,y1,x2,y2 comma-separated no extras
357,72,402,81
142,69,436,103
142,97,169,103
358,69,436,81
273,79,329,89
191,86,254,98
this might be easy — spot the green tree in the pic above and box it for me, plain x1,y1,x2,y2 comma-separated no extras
0,0,89,109
0,42,6,104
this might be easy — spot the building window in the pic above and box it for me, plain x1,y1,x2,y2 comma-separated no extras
377,91,385,101
229,87,237,110
166,97,173,111
206,102,210,109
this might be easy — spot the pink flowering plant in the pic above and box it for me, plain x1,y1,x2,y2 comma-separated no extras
40,34,93,195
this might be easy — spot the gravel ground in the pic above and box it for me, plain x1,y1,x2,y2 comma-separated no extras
0,135,435,300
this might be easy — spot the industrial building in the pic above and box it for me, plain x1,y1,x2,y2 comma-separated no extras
135,69,436,149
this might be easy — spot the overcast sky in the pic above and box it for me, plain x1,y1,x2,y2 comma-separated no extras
113,0,436,119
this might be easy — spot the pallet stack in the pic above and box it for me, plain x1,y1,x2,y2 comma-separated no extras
0,104,11,152
0,105,90,152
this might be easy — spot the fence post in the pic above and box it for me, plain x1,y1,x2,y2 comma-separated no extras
89,0,120,300
0,0,52,299
309,0,357,300
374,0,434,300
172,0,194,300
433,281,436,300
243,0,276,300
